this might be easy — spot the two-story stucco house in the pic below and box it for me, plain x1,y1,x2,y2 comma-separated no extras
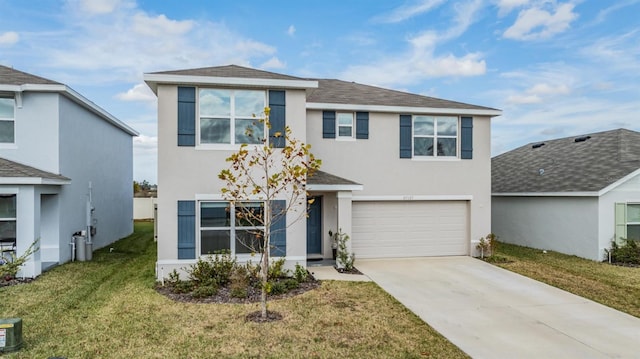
144,65,501,279
0,65,138,277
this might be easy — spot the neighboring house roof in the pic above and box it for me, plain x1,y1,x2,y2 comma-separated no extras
143,65,501,117
307,170,363,191
0,157,71,185
0,65,138,136
492,128,640,195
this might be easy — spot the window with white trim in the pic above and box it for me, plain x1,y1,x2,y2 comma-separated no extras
337,112,354,138
199,201,265,255
626,203,640,240
413,116,458,157
0,98,15,144
0,195,16,249
198,89,266,145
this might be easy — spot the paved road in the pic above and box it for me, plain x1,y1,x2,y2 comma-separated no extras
357,257,640,359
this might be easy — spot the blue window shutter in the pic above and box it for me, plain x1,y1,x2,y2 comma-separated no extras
323,111,336,138
177,200,196,259
270,200,286,257
356,112,369,139
461,117,473,159
399,115,412,158
269,90,286,148
177,87,196,146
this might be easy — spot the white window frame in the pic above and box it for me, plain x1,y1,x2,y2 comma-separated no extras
197,89,267,149
0,194,17,256
626,203,640,240
0,97,15,145
198,200,265,257
412,115,459,159
336,112,354,140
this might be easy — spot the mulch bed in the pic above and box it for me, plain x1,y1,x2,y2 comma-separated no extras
334,266,363,275
0,277,35,288
155,279,321,304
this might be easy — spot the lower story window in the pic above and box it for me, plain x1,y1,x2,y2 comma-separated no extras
626,203,640,240
0,194,16,249
200,201,264,255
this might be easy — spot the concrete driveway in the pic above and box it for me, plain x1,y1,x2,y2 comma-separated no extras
357,257,640,359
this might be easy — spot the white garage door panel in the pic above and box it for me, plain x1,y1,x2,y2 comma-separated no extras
352,201,468,258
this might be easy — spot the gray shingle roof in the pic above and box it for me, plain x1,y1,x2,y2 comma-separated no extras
149,64,307,81
0,157,70,182
308,170,361,186
492,129,640,193
307,79,497,111
0,65,61,86
148,65,498,112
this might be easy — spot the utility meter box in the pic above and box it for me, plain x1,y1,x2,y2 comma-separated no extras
0,318,23,353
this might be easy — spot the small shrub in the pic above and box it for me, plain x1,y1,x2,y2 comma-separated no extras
210,251,237,286
268,280,287,295
282,278,299,290
0,239,38,280
610,239,640,264
166,269,181,285
332,229,355,271
187,251,237,287
188,257,215,284
192,284,218,298
294,263,309,282
268,258,289,280
476,233,498,259
171,280,195,294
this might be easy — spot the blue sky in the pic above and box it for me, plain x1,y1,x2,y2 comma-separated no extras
1,0,639,183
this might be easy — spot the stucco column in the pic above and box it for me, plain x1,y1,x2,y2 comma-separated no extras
336,191,353,253
17,186,41,278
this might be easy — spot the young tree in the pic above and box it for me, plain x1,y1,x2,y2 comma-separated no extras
218,108,321,319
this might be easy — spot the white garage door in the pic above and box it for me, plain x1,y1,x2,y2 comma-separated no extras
352,201,468,258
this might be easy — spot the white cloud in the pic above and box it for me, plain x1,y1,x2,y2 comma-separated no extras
0,32,19,46
494,0,531,16
132,13,193,36
260,57,286,70
133,134,157,182
374,0,446,23
503,2,578,40
116,83,156,102
70,0,126,15
287,25,296,36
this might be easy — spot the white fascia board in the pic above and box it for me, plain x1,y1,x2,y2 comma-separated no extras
0,177,70,185
143,73,319,93
352,194,473,201
492,192,599,197
1,84,139,136
598,168,640,196
307,184,364,192
306,102,502,117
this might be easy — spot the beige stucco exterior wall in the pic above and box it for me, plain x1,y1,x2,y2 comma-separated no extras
156,84,309,278
307,110,492,253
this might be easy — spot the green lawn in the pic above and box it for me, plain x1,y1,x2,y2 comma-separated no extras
0,222,467,359
493,242,640,318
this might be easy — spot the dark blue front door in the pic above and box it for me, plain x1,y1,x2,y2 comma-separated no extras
307,196,322,254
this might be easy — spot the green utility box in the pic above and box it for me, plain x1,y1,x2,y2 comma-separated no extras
0,318,23,353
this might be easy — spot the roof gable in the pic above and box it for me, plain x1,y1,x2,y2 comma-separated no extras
149,64,307,81
492,129,640,194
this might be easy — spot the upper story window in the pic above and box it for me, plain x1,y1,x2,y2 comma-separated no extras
626,203,640,240
199,89,266,146
0,98,15,144
413,116,458,157
337,113,354,138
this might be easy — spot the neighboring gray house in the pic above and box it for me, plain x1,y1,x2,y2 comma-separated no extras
492,129,640,261
144,65,501,280
0,65,138,277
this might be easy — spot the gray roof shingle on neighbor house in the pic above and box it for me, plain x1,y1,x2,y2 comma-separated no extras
149,64,307,81
492,128,640,193
307,79,497,111
308,170,361,186
0,157,70,182
0,64,61,86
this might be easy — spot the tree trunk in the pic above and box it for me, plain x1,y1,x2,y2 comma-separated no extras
261,203,272,319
